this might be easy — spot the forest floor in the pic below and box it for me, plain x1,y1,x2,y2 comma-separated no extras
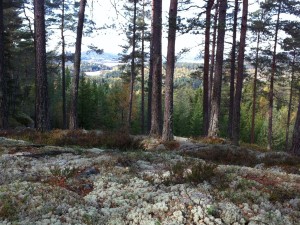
0,131,300,225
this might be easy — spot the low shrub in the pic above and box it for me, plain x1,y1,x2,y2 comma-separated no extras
162,140,180,150
182,146,258,167
165,161,217,185
0,195,17,220
269,187,296,203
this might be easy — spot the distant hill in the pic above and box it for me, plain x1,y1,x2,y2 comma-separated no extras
81,51,119,62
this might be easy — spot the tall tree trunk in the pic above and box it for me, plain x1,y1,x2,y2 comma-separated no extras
61,0,67,129
203,0,214,136
141,0,145,134
0,0,8,129
232,0,248,146
162,0,178,141
128,0,137,130
268,1,281,150
209,0,219,111
147,22,153,134
34,0,49,131
291,97,300,155
149,0,162,137
208,0,227,137
250,31,261,144
286,50,296,151
69,0,86,130
228,0,239,139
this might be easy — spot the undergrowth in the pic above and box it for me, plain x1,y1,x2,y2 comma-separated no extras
164,161,217,185
181,146,258,167
0,129,142,150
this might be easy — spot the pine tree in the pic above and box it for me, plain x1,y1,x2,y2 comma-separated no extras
209,1,219,105
208,0,227,137
232,0,248,145
69,0,86,130
149,0,162,137
228,0,239,139
291,99,300,155
281,21,300,150
249,7,272,144
34,0,50,131
119,0,150,133
162,0,178,141
203,0,214,136
127,0,138,130
0,0,8,129
61,0,67,129
268,0,282,150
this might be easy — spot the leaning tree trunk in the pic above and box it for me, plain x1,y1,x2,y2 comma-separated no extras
268,0,281,150
232,0,248,146
228,0,239,140
162,0,178,142
149,0,162,137
203,0,214,136
286,50,296,151
208,0,227,137
34,0,50,131
127,0,137,130
291,98,300,155
61,0,67,129
0,0,8,129
69,0,86,130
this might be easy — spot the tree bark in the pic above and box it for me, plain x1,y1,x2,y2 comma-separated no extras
208,0,227,137
291,97,300,156
69,0,86,130
162,0,178,142
149,0,162,137
0,0,8,129
203,0,214,136
268,1,281,150
141,0,145,134
250,31,261,144
286,50,296,151
228,0,239,139
147,15,153,134
61,0,67,129
128,0,137,130
34,0,50,131
209,1,219,98
232,0,248,146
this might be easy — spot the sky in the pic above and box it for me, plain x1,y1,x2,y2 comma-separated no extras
48,0,289,63
81,0,203,61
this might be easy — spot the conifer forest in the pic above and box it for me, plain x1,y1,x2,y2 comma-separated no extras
1,0,300,154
